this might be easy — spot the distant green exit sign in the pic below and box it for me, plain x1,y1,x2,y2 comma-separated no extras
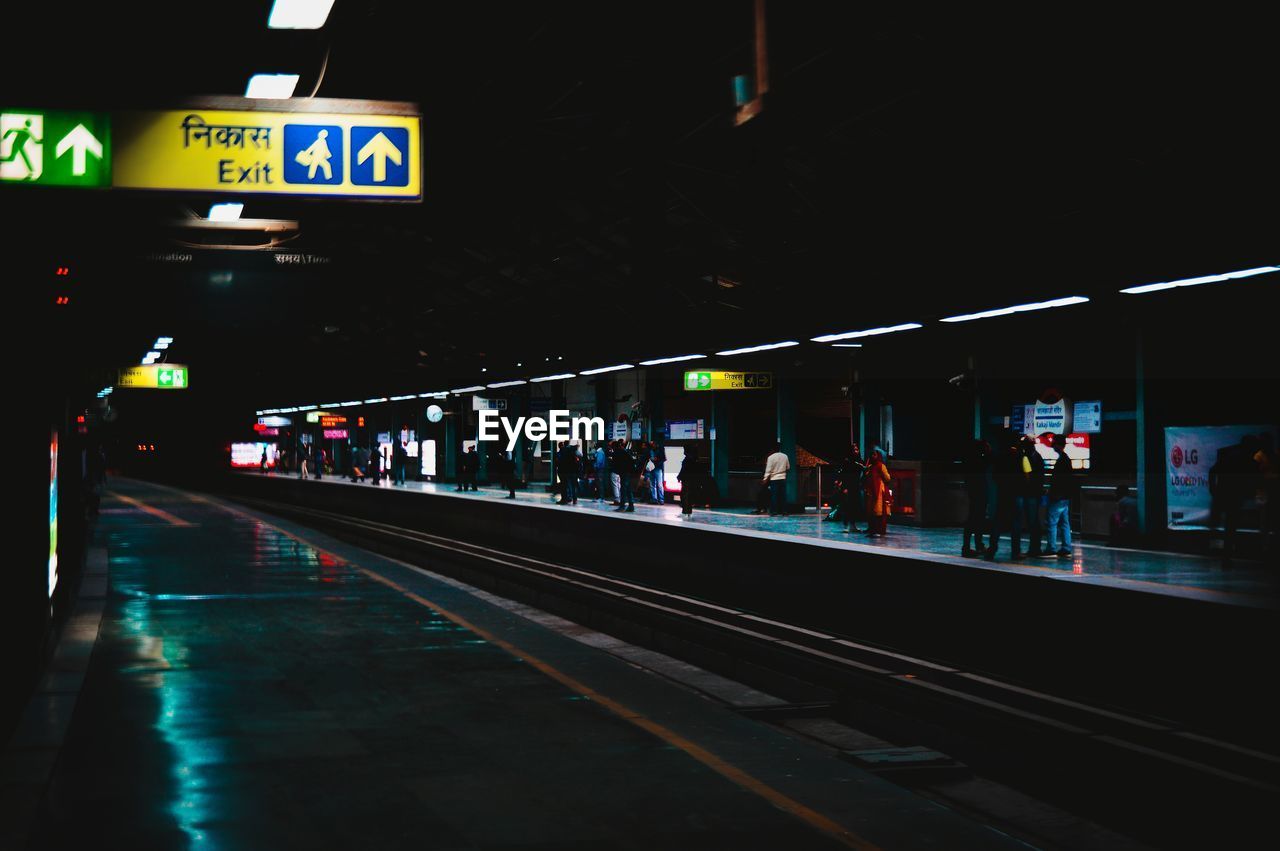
1,109,111,187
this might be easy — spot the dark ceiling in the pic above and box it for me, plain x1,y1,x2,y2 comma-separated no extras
12,2,1278,408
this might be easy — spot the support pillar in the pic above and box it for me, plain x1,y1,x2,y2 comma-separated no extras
444,402,459,482
776,375,798,507
710,391,730,502
646,368,665,441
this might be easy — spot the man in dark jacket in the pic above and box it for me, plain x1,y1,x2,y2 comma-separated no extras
557,442,580,504
984,432,1023,561
613,442,635,512
1019,434,1046,557
1045,434,1078,558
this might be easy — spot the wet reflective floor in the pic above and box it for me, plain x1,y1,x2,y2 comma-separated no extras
25,479,1026,850
253,473,1279,606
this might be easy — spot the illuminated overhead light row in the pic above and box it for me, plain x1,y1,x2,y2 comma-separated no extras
715,341,800,356
811,323,922,342
256,262,1277,415
97,386,113,398
1120,265,1279,295
939,296,1089,323
388,394,417,401
579,363,633,375
638,354,706,366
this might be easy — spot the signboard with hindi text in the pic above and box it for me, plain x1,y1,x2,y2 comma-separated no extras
3,98,421,201
117,364,189,389
683,371,773,391
113,103,420,200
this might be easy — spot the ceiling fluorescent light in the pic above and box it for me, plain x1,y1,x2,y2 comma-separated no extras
715,341,799,356
530,373,576,382
450,386,486,394
638,354,706,366
939,296,1089,323
487,380,528,388
579,364,633,375
268,0,335,29
363,397,388,404
245,73,300,99
389,394,417,401
832,343,863,348
296,405,318,411
811,323,922,342
1120,266,1280,295
338,400,362,407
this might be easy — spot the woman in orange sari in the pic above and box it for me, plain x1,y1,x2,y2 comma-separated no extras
864,447,892,537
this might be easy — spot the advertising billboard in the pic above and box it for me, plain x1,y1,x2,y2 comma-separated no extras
1165,425,1277,530
49,430,58,599
231,442,276,468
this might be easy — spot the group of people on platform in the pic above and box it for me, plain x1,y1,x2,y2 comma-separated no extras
961,432,1079,561
554,439,669,512
821,443,893,536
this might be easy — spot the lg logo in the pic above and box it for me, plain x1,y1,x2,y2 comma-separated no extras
1171,446,1199,468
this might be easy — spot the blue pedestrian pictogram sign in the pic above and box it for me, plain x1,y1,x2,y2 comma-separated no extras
283,124,344,185
351,126,409,187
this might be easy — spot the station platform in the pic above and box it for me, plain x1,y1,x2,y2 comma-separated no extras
5,479,1032,850
248,472,1278,608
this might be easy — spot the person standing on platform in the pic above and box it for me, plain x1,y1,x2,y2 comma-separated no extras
677,445,706,516
393,439,408,486
763,442,791,517
594,442,609,502
835,443,866,534
1019,434,1046,557
464,446,480,491
260,446,269,475
501,449,518,498
299,444,311,480
1045,433,1078,558
863,447,892,537
608,441,623,505
962,439,990,556
557,441,580,505
648,440,665,505
984,433,1023,560
315,446,326,480
613,441,635,512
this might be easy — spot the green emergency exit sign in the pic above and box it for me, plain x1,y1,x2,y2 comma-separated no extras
1,109,111,187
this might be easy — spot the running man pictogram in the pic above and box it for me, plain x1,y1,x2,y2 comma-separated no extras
294,129,333,180
0,116,42,180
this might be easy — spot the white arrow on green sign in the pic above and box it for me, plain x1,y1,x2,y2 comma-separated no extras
1,109,110,187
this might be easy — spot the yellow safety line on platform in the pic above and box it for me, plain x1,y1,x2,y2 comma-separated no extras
108,491,194,527
170,485,881,851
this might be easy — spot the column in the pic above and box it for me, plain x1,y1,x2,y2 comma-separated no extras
776,374,798,506
710,391,730,501
444,400,459,482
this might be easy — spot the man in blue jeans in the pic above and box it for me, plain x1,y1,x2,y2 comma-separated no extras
1045,434,1077,558
648,441,665,504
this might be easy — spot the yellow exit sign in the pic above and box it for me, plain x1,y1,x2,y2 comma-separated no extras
117,364,190,389
112,99,420,200
683,370,773,390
